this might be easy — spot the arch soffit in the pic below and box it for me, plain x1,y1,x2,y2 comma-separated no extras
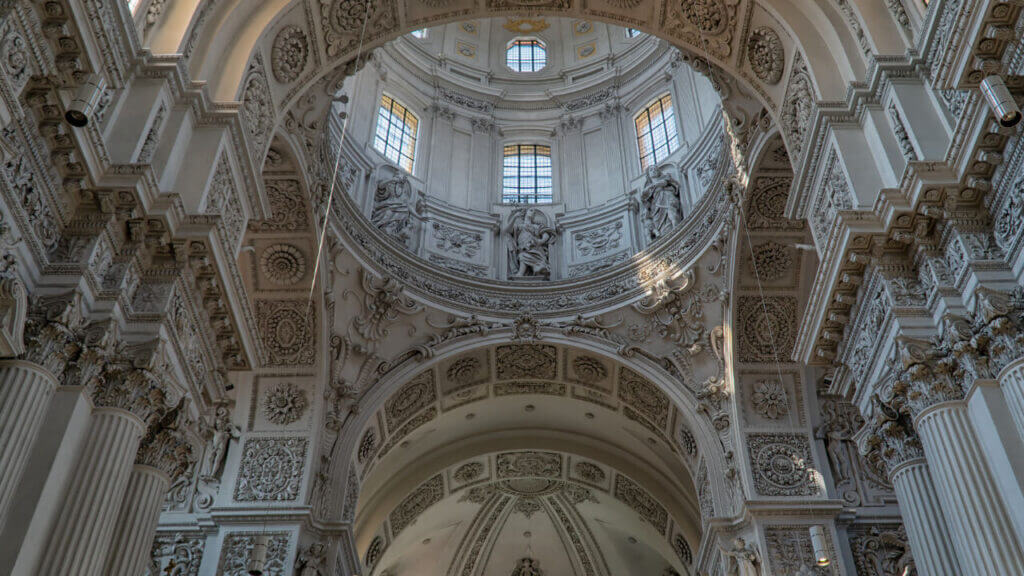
173,0,870,115
352,439,702,555
331,332,733,521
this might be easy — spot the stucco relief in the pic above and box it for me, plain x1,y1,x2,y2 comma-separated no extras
256,299,316,365
233,437,308,501
747,433,819,496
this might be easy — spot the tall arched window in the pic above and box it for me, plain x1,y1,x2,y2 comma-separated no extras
502,144,552,204
374,95,419,172
634,94,680,170
506,38,547,72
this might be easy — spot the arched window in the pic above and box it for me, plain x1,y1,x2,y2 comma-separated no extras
506,38,547,72
626,28,643,38
374,95,419,172
634,94,680,170
502,144,552,204
410,29,427,39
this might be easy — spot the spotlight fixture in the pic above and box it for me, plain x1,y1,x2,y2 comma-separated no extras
65,74,106,128
980,75,1022,128
809,525,830,567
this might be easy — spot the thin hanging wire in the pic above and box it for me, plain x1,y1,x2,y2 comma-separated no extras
307,2,372,310
690,11,790,408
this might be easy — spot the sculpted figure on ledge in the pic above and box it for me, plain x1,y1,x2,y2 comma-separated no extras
641,164,683,241
506,206,558,279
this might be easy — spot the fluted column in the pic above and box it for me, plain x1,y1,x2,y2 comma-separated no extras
0,360,58,527
37,365,168,576
1000,357,1024,441
103,426,193,576
889,458,962,575
859,392,963,576
915,400,1024,576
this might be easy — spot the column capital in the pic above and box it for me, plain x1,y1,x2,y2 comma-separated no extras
20,290,86,378
858,391,925,478
136,426,194,482
893,336,965,416
89,363,170,425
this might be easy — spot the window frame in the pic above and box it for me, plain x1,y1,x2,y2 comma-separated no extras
634,93,681,171
505,37,548,73
410,28,427,39
501,143,554,205
373,94,420,173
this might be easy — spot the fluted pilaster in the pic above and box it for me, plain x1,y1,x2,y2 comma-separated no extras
0,359,58,528
1001,357,1024,442
103,424,193,576
37,408,145,576
103,465,170,576
915,401,1024,576
890,458,962,576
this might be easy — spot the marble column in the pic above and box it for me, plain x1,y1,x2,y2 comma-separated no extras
1001,357,1024,442
859,389,963,576
103,465,169,576
0,359,58,528
103,426,192,576
915,400,1024,576
37,368,166,576
889,458,962,576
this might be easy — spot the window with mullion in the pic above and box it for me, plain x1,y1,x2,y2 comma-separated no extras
502,144,552,204
507,39,547,72
373,95,418,172
635,94,680,170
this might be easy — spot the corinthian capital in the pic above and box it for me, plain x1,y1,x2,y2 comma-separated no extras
89,364,169,424
20,290,86,377
137,426,194,481
858,392,924,478
893,336,964,415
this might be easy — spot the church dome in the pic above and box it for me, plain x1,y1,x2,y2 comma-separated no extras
325,17,729,314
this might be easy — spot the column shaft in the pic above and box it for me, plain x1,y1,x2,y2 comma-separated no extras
0,360,57,528
916,401,1024,576
1001,359,1024,442
37,408,144,576
890,459,962,576
103,465,170,576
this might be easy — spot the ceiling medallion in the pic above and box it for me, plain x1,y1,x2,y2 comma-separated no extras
503,18,550,34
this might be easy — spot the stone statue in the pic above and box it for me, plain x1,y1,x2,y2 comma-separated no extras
294,542,327,576
640,165,683,241
371,171,417,247
506,207,557,279
201,404,240,480
718,537,760,576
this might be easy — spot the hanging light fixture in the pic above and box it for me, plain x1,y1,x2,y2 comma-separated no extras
247,534,269,575
809,525,830,567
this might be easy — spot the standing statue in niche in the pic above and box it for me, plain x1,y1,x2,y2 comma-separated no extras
200,404,240,480
506,207,557,279
371,171,417,248
718,537,760,576
640,164,683,241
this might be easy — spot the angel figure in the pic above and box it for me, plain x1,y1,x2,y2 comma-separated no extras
640,164,683,241
506,207,557,278
201,404,240,480
718,537,760,576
